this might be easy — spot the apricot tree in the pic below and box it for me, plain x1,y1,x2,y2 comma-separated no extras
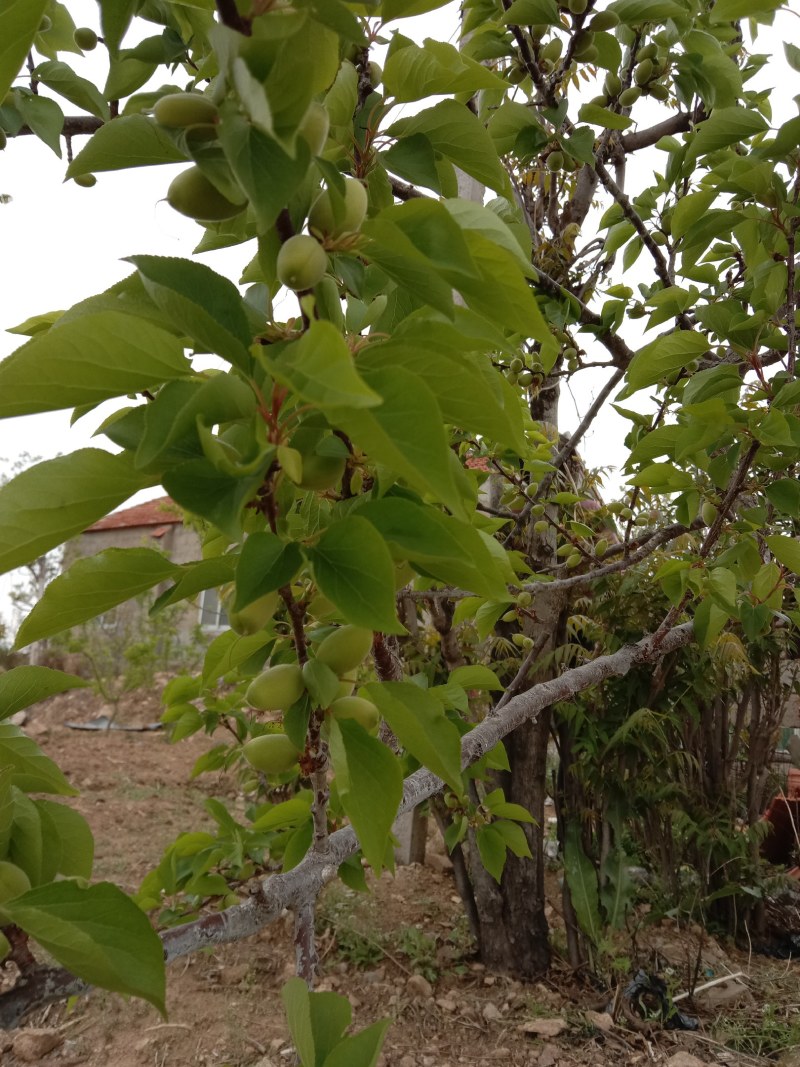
0,0,798,1053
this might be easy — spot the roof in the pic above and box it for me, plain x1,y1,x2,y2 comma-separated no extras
85,496,183,532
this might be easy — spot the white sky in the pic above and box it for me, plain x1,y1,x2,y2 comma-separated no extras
0,2,794,633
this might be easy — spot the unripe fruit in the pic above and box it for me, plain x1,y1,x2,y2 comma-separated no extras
334,674,357,700
651,230,667,246
297,448,346,491
73,173,97,187
604,73,622,97
154,92,219,128
648,83,669,101
637,43,658,62
246,663,305,711
589,10,620,30
563,346,578,360
227,591,280,635
0,130,6,151
502,610,518,622
506,64,527,84
297,101,330,156
618,86,642,107
167,166,246,221
534,520,549,534
518,370,534,386
701,500,717,526
308,178,368,237
243,733,301,774
568,0,588,12
510,357,524,373
0,860,31,906
573,31,596,60
566,553,582,569
619,507,633,520
316,625,373,674
368,61,383,87
329,696,380,731
277,235,328,291
547,151,564,172
517,590,532,607
635,59,654,85
540,38,563,63
595,537,608,558
512,633,526,647
74,26,98,50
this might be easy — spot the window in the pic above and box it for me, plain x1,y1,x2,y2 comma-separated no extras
199,588,228,631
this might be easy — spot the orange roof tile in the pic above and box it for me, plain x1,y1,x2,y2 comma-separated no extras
85,496,183,532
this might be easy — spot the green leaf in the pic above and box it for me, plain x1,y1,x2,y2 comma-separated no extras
476,825,507,882
0,450,154,577
671,187,718,239
355,498,508,600
265,322,381,410
0,667,87,722
710,0,783,20
708,566,738,616
34,60,109,121
67,115,186,176
386,100,512,198
608,0,686,22
327,718,403,876
623,332,710,394
765,479,800,518
219,114,310,234
127,256,252,371
302,659,340,709
163,458,266,540
0,725,77,795
686,107,769,164
491,819,533,859
448,665,503,692
331,367,461,518
599,846,634,929
98,0,138,54
9,789,43,885
309,990,352,1064
365,681,462,792
563,823,602,942
322,1021,390,1067
382,0,453,16
15,93,64,157
202,630,272,686
281,978,316,1067
502,0,560,23
151,555,238,614
6,881,165,1014
766,535,800,575
384,35,507,103
693,597,728,648
0,311,191,418
251,794,313,832
308,517,402,634
36,800,94,881
578,103,632,131
235,533,303,609
15,549,179,649
0,0,49,102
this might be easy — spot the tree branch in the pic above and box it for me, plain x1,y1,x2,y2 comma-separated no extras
620,109,699,154
0,622,694,1028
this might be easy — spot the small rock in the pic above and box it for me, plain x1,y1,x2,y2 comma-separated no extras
427,853,453,873
436,997,457,1012
406,974,433,998
482,1002,502,1022
665,1054,708,1067
12,1028,63,1062
537,1045,559,1067
520,1017,568,1038
695,978,752,1009
9,711,27,726
399,1057,416,1067
364,966,385,984
585,1010,614,1032
778,1051,800,1067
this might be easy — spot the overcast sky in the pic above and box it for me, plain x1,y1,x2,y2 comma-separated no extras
0,2,793,633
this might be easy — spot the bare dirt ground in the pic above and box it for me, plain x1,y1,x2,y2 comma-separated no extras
2,687,799,1067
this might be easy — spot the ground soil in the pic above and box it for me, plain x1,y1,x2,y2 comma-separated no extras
1,687,799,1067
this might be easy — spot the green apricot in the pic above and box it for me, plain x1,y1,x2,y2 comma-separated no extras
701,500,717,526
635,59,654,86
547,151,564,172
566,553,582,569
298,450,346,491
167,166,246,222
329,696,380,731
73,173,97,187
73,27,98,51
297,101,330,156
589,10,619,29
604,73,621,97
334,674,357,700
246,663,305,711
648,83,669,101
572,31,595,60
226,591,280,636
154,92,219,129
277,235,328,292
0,860,31,907
618,86,642,107
637,43,658,62
243,733,300,774
595,538,608,558
568,0,588,13
316,625,373,674
540,38,563,63
308,178,368,237
651,230,668,246
368,61,383,87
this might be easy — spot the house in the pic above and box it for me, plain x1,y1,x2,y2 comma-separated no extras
64,496,226,641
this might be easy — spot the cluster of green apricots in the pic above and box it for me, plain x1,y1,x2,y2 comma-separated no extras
237,624,378,776
148,91,366,292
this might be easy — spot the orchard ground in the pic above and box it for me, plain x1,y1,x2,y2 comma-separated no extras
0,688,798,1067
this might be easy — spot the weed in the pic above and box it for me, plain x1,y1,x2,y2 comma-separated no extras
714,1003,800,1058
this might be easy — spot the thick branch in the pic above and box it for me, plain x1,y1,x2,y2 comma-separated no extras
0,622,693,1027
620,110,696,153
